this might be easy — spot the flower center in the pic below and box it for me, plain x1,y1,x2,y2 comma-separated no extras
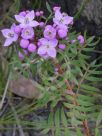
60,19,64,23
25,30,30,35
48,31,52,35
24,18,29,24
46,45,50,49
8,32,14,38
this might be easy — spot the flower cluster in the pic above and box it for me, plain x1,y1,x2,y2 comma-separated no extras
1,7,84,60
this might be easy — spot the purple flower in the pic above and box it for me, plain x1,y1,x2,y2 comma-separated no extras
39,11,44,16
58,28,68,38
18,51,25,60
53,7,61,12
77,35,84,45
20,39,29,49
38,38,58,58
39,22,45,28
44,25,56,40
19,11,26,17
1,24,18,46
53,10,73,27
71,40,76,44
15,10,39,28
35,11,40,17
28,43,36,52
58,44,66,50
21,27,34,39
14,25,22,34
18,49,28,60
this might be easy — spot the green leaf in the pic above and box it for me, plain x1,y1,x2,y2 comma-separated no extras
48,111,54,127
46,1,52,13
89,70,102,75
95,128,101,136
41,128,50,135
76,128,83,136
85,76,102,82
64,129,70,136
87,36,95,44
96,110,102,126
55,109,61,136
61,108,67,127
77,99,93,107
81,84,100,92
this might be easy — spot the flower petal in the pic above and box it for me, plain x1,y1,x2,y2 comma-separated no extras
26,10,35,21
4,39,13,46
38,46,46,55
29,21,39,27
47,47,56,58
48,39,58,47
13,33,18,41
19,23,27,28
11,23,16,31
1,29,11,38
39,38,48,45
15,15,24,23
55,10,62,20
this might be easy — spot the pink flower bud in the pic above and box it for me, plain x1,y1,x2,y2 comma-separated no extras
14,25,21,34
18,51,24,60
53,6,61,12
71,40,76,44
40,11,44,16
37,41,41,47
77,35,84,45
28,43,36,52
39,22,45,28
58,44,66,50
19,11,26,16
20,39,29,49
58,29,68,38
35,11,40,16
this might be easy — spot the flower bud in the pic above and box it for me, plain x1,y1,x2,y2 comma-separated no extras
28,43,36,52
58,44,66,50
20,39,29,49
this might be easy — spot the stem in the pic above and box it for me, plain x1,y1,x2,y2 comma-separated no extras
0,72,11,110
83,120,91,136
53,56,92,135
8,99,25,136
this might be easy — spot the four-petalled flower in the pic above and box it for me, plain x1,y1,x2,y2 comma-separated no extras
53,10,73,27
1,24,18,46
38,38,58,58
15,10,39,28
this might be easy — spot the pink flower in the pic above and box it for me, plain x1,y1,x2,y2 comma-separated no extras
1,24,18,46
38,38,58,58
15,10,39,28
71,40,76,44
44,25,56,40
53,7,61,12
35,11,41,16
18,49,28,60
28,43,36,52
53,10,73,27
19,11,26,17
58,28,68,38
20,39,29,49
14,25,22,34
58,44,66,50
39,22,45,28
77,35,84,45
40,11,44,16
21,27,34,39
18,51,25,60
